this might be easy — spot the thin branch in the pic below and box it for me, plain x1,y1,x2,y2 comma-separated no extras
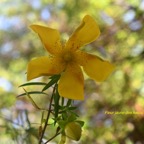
38,84,57,144
44,132,61,144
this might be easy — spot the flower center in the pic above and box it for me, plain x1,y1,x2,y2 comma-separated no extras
63,52,72,62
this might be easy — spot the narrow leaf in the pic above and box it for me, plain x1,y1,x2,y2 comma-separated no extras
61,97,64,106
41,111,45,125
49,75,60,79
23,88,41,110
68,107,77,110
68,114,77,122
17,91,47,97
54,88,60,125
19,82,47,87
66,99,72,107
42,75,60,91
76,121,85,127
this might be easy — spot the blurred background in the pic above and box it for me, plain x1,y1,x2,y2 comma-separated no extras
0,0,144,143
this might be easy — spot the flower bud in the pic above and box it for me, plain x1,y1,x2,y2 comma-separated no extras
65,122,82,141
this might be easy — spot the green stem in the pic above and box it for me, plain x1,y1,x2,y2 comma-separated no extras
38,84,57,144
44,132,61,144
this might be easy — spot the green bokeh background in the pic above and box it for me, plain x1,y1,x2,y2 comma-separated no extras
0,0,144,143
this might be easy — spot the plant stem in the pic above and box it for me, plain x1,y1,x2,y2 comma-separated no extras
39,84,57,144
44,132,61,144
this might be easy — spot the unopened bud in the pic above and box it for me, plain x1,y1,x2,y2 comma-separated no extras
65,122,82,141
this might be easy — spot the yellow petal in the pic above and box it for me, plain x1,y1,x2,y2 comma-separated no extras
66,15,100,50
58,65,84,100
78,52,115,82
27,56,64,81
30,25,62,55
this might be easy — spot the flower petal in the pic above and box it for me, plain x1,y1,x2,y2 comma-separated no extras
66,15,100,50
30,25,62,55
78,52,115,82
27,56,64,81
58,65,84,100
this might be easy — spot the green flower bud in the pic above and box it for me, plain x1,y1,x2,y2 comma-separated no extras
65,122,82,141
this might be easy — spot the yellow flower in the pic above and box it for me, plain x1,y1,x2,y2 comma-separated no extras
27,15,114,100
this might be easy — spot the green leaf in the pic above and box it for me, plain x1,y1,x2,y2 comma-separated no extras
62,113,67,120
41,111,45,125
49,75,57,79
68,107,77,110
54,88,60,124
66,99,72,107
19,82,47,87
68,114,77,122
58,120,67,129
61,97,64,106
42,75,60,91
23,88,41,110
17,91,47,97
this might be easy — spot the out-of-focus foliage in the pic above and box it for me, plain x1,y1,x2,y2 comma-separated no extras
0,0,144,143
